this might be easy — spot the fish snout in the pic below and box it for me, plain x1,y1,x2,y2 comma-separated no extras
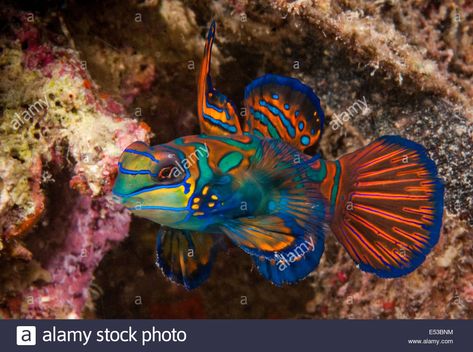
114,195,146,210
111,194,124,204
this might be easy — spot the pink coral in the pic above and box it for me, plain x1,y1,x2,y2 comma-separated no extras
0,10,151,318
21,195,130,318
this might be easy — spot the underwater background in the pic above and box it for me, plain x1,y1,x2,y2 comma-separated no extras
0,0,472,319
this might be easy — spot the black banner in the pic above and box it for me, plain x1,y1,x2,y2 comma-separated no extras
5,319,471,352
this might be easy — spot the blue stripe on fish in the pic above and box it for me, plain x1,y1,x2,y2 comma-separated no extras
123,149,160,163
250,107,282,139
259,99,296,138
203,112,238,133
113,182,189,198
130,205,189,211
118,162,158,177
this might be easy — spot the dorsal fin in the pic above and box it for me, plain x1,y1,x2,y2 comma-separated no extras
243,74,324,151
197,21,242,136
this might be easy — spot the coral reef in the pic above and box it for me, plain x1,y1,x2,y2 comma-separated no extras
0,9,150,318
1,0,471,319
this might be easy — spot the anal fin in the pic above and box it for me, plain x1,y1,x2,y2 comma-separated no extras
251,233,324,286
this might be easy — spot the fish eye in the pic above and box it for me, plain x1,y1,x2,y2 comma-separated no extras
157,165,174,181
151,160,184,185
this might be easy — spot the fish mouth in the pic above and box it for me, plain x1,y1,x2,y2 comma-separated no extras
111,186,133,203
111,194,125,204
111,192,145,209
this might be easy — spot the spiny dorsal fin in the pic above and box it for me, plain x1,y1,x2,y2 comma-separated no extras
197,21,242,136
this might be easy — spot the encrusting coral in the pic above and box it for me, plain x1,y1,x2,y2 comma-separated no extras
0,10,150,318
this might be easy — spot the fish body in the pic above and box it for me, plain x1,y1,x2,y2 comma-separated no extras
112,22,444,289
114,134,262,231
114,133,328,229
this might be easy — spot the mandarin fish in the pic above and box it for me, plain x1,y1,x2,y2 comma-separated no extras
112,21,444,289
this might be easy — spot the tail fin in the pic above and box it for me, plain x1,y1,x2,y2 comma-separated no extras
330,136,444,278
